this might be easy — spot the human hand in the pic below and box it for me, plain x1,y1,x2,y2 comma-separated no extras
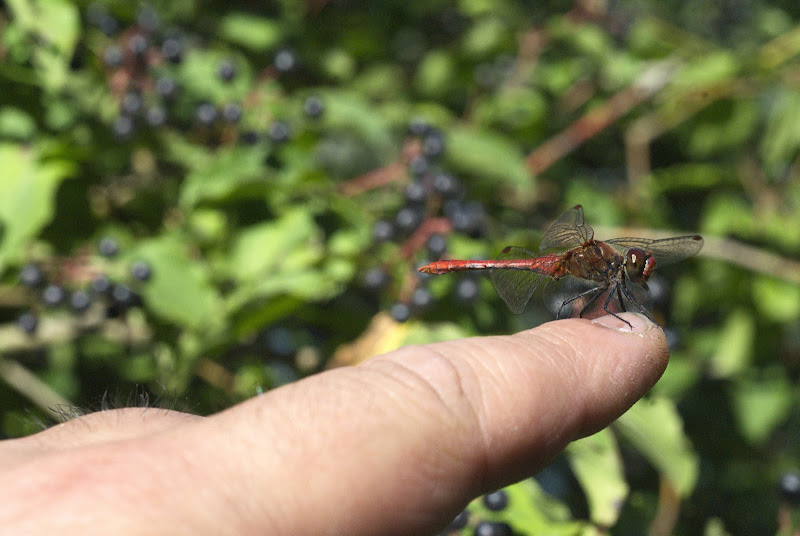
0,313,668,535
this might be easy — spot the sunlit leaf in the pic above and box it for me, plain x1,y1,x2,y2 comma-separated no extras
566,429,628,526
615,397,699,496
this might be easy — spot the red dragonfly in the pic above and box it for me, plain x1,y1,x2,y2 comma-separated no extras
418,205,703,324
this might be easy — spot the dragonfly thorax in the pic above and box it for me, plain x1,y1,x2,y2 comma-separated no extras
624,248,655,284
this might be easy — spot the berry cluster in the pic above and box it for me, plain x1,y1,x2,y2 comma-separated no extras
363,118,487,322
15,237,152,335
439,490,513,535
86,4,320,145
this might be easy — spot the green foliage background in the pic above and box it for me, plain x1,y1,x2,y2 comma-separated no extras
2,0,800,534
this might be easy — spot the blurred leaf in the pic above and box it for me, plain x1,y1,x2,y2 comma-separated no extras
318,89,395,157
129,236,223,331
415,50,456,98
179,145,269,208
229,209,321,282
0,143,74,271
566,429,628,526
731,369,793,445
218,13,283,51
615,397,699,496
761,90,800,172
0,107,36,140
709,309,754,378
752,277,800,322
177,49,253,103
7,0,79,57
469,479,584,535
444,125,532,190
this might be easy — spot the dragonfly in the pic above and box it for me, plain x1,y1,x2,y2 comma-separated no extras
418,205,703,325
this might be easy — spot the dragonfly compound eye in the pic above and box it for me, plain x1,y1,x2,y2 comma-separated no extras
625,248,653,283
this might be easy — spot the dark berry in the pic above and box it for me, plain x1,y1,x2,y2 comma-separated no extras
389,302,412,322
103,45,123,68
404,181,427,204
432,172,459,198
91,275,112,294
42,284,65,306
455,277,479,304
240,131,260,145
408,156,429,178
372,220,395,242
274,48,298,73
161,37,183,64
426,233,447,258
664,328,680,350
268,121,290,144
112,115,135,139
474,521,513,536
303,95,324,118
111,283,134,305
98,14,119,36
70,290,92,312
98,236,119,258
156,77,178,100
408,117,431,137
780,472,800,505
482,489,508,511
394,206,423,234
362,267,389,292
131,261,152,281
221,102,242,123
17,312,38,334
145,105,167,127
121,91,143,115
447,509,469,530
422,129,445,158
196,103,218,125
136,6,159,32
448,200,486,237
265,327,296,357
217,60,237,82
411,287,432,310
20,263,44,287
127,34,148,57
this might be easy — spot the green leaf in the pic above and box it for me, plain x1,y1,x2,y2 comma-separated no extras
752,277,800,322
708,309,754,378
128,236,222,331
444,125,532,190
469,479,584,535
229,209,321,282
317,90,395,157
615,397,699,496
176,49,253,103
179,146,269,208
0,143,74,271
566,429,628,526
218,13,283,51
731,369,793,444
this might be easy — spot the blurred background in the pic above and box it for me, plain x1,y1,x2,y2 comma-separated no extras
2,0,800,534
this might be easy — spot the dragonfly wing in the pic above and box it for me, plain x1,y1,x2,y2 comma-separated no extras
489,247,559,314
605,235,703,267
540,205,594,252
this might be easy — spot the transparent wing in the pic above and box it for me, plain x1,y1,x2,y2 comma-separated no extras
489,247,560,314
540,205,594,252
605,235,703,267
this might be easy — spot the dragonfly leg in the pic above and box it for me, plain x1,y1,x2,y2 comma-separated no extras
556,285,604,319
616,280,658,325
598,284,633,328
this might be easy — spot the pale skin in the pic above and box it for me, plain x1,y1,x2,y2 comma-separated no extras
0,313,668,535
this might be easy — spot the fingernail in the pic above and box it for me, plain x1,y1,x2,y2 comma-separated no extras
591,313,655,334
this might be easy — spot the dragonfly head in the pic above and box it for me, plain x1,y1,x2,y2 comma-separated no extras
625,248,655,283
